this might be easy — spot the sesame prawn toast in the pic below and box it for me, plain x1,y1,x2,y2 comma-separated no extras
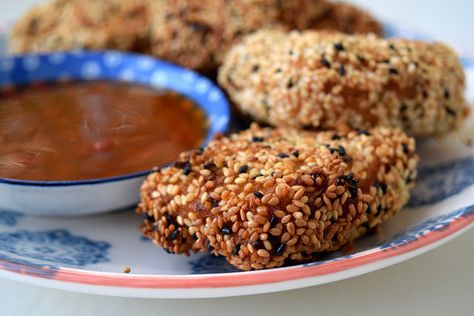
218,30,467,138
138,125,418,270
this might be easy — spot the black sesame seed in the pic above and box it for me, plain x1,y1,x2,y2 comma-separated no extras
301,124,312,130
239,165,249,173
270,171,276,177
254,191,264,198
446,107,456,116
389,68,399,75
376,205,383,215
334,42,344,51
366,204,372,214
287,78,294,89
252,64,260,72
374,181,388,194
187,21,211,34
357,129,370,136
275,243,286,256
221,227,232,235
402,143,409,154
145,214,154,222
205,238,214,252
337,145,346,156
275,68,282,73
165,214,176,226
356,55,366,63
183,163,192,175
277,152,289,158
389,43,396,50
270,214,278,227
342,155,352,163
444,89,450,99
253,173,263,179
338,65,346,76
381,59,390,64
292,150,300,158
349,186,358,197
321,57,331,68
209,197,219,208
328,146,338,154
252,136,264,142
169,229,180,241
252,239,264,249
289,50,294,55
331,134,341,140
204,162,217,171
336,173,358,197
233,245,240,255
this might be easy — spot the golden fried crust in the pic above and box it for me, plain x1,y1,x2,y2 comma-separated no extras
10,0,382,73
310,2,383,36
137,125,418,270
218,30,467,137
148,0,331,73
9,0,150,53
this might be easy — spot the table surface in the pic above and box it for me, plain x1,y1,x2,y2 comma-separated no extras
1,1,473,315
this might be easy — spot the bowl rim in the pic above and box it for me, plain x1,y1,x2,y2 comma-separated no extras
0,51,230,187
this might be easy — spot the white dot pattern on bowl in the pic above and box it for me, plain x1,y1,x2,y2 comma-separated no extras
119,69,135,81
150,70,168,87
104,52,123,68
81,61,101,79
195,79,210,94
23,56,40,71
48,53,66,65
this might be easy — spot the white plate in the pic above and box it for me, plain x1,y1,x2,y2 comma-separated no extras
0,22,472,298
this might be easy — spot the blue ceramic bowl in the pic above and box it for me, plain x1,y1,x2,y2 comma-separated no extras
0,51,230,215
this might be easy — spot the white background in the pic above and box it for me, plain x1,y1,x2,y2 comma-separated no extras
0,1,473,315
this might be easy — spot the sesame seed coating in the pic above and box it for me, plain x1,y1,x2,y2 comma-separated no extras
9,0,150,53
147,0,334,72
10,0,381,74
137,124,418,270
308,2,382,36
218,30,468,137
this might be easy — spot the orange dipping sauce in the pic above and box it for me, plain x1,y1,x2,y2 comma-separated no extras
0,81,207,181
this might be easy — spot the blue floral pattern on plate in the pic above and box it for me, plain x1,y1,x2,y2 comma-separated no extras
0,229,110,267
408,157,474,207
189,255,240,274
379,205,474,249
0,210,23,227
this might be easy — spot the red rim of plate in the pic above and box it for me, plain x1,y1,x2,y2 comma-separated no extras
0,207,472,289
